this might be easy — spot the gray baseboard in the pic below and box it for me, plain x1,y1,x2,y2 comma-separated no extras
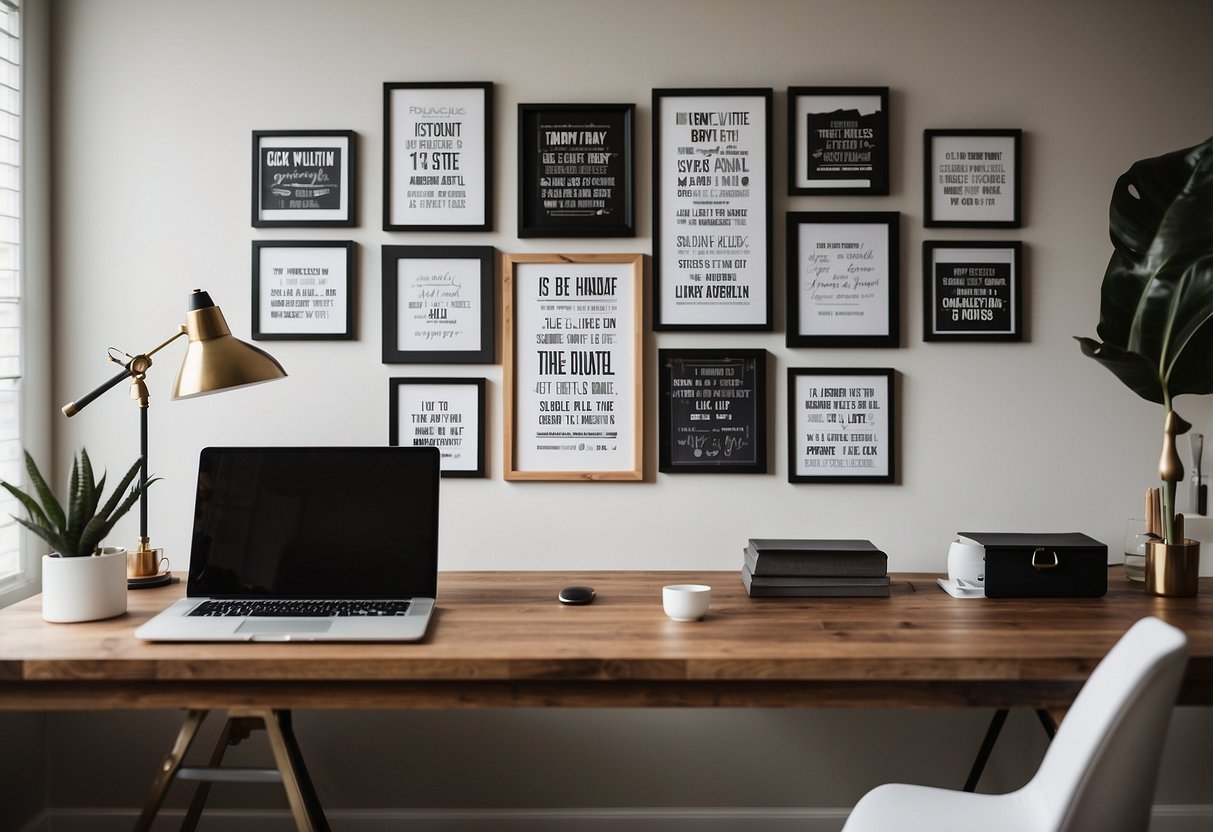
18,805,1213,832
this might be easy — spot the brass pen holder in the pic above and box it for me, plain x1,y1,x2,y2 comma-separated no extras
1145,539,1200,597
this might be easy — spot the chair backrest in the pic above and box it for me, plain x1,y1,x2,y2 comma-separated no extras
1029,616,1188,832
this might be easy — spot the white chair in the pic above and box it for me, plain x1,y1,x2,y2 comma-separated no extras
841,616,1188,832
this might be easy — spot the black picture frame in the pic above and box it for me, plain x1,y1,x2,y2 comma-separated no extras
787,367,896,484
659,349,767,474
923,240,1023,342
251,130,356,227
786,211,900,348
924,129,1022,228
652,87,774,331
384,82,493,231
382,245,495,363
389,377,487,478
517,103,635,238
787,86,889,196
251,241,355,340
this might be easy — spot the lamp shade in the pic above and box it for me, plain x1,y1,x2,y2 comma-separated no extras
171,290,287,400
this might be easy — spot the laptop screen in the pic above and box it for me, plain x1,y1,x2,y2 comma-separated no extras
187,447,440,599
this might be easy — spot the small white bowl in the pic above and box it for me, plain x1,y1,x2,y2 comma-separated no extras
663,584,711,621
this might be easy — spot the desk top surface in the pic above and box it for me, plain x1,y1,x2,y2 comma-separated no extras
1,571,1211,709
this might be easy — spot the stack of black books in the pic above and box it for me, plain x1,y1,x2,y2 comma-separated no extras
742,539,890,597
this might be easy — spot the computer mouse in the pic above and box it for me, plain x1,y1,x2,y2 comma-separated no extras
558,585,596,605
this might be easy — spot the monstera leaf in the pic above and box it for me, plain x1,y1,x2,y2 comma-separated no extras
1076,136,1213,406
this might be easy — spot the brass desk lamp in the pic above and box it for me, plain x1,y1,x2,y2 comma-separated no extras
62,289,287,564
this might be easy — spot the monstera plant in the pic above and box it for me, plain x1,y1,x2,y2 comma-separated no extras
1075,136,1213,544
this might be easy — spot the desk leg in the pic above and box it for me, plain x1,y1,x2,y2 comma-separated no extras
260,709,331,832
181,714,254,831
133,709,209,832
963,708,1057,792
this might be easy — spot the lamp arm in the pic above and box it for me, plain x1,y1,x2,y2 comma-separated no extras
60,328,188,417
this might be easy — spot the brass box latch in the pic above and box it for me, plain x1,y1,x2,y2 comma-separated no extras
1031,548,1060,570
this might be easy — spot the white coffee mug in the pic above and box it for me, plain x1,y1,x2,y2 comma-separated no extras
663,584,711,621
947,541,985,587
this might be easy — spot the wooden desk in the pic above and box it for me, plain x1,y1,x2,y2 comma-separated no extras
1,571,1211,712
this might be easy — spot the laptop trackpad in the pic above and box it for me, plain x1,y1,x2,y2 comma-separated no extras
236,619,332,635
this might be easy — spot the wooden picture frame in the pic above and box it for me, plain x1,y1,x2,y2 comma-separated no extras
787,367,896,484
502,252,644,481
389,377,487,478
652,88,773,331
659,349,767,474
384,82,493,231
923,241,1023,341
381,245,495,364
924,129,1022,228
788,86,889,196
251,241,355,340
786,211,900,348
517,103,635,238
251,130,356,227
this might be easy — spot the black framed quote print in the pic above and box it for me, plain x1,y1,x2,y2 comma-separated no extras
517,103,634,237
384,82,493,231
652,88,773,331
788,86,889,196
924,129,1021,228
381,245,495,363
786,211,899,348
502,252,643,482
252,241,354,340
659,349,767,474
787,367,896,484
252,130,356,227
923,241,1023,341
389,377,486,478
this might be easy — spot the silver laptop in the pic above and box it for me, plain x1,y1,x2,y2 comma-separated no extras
136,446,439,642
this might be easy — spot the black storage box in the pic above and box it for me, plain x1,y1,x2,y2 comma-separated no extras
959,532,1108,598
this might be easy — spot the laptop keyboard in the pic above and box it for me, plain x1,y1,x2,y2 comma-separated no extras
189,599,412,617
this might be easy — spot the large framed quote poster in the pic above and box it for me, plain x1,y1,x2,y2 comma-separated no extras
786,211,899,348
659,349,767,474
384,82,493,231
653,88,773,330
787,367,896,484
503,253,643,481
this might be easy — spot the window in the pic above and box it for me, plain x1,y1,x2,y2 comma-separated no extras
0,1,24,594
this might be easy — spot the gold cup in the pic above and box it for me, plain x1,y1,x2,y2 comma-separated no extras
1145,539,1200,597
127,547,169,579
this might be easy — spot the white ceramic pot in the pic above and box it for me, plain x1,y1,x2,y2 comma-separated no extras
41,547,128,623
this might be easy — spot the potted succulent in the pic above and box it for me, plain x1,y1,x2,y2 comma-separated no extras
1076,135,1213,594
1,449,155,621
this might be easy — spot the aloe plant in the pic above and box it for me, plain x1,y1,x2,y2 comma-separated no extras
0,449,155,557
1075,136,1213,543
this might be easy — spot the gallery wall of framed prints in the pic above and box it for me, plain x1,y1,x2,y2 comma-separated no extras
247,76,1029,488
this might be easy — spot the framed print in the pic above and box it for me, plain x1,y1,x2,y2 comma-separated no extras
923,241,1023,341
786,211,900,348
252,241,354,340
384,82,493,231
390,377,486,478
382,245,495,364
924,129,1021,228
653,88,773,331
503,252,643,481
787,367,896,484
517,103,634,238
252,130,356,227
659,349,767,474
788,86,889,195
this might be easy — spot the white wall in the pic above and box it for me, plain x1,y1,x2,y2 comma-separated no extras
30,0,1213,827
